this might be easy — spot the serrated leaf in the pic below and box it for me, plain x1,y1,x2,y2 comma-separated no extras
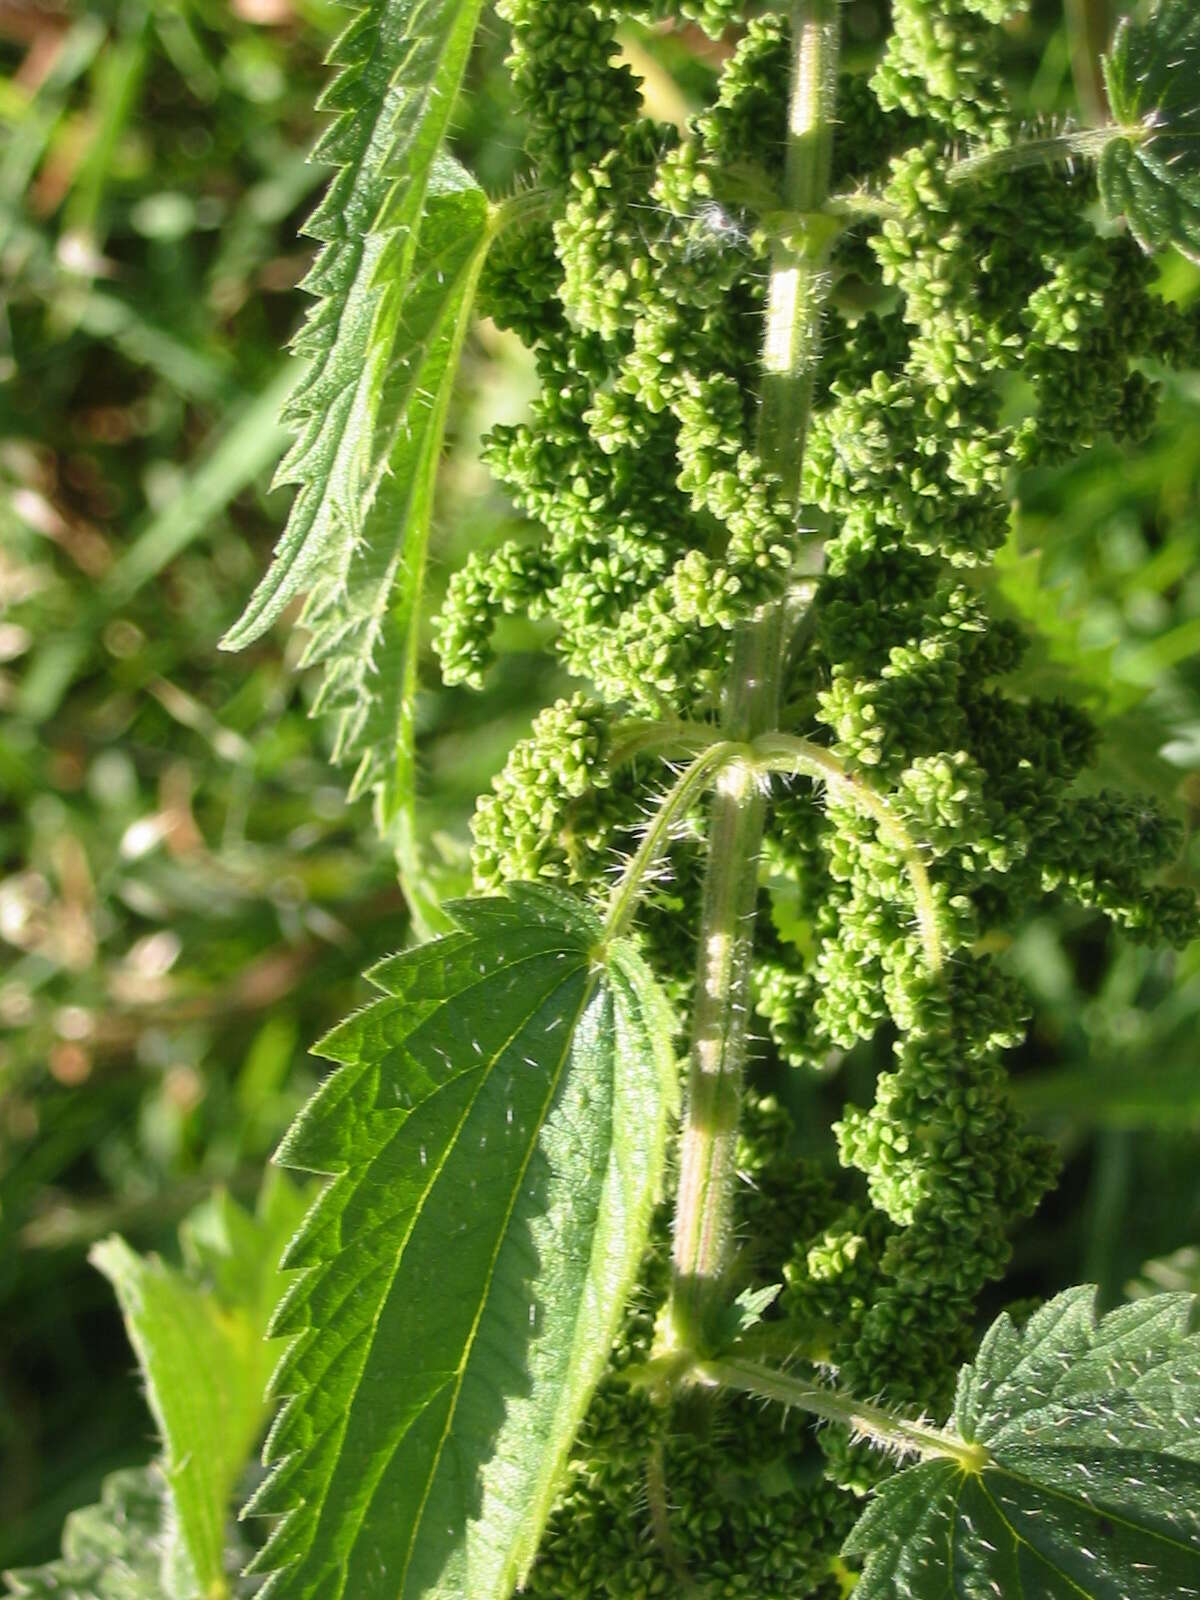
221,0,490,829
1100,0,1200,263
4,1468,166,1600
845,1285,1200,1599
248,884,676,1600
712,1283,784,1349
90,1176,306,1599
303,179,494,827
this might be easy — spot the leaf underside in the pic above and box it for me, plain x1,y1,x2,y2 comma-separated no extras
1100,0,1200,264
221,0,489,826
90,1178,305,1599
4,1468,166,1600
248,884,675,1600
845,1285,1200,1599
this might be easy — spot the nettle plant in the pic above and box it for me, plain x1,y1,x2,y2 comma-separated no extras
14,2,1200,1599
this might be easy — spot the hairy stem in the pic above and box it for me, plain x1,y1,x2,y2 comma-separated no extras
825,122,1132,227
947,123,1128,187
758,0,839,495
606,719,725,770
694,1358,990,1473
752,733,944,976
645,1440,700,1595
603,741,749,945
668,0,840,1354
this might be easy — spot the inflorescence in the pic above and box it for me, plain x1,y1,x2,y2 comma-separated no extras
431,2,1199,1593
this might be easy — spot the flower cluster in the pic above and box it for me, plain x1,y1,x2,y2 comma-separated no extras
434,1,1199,1593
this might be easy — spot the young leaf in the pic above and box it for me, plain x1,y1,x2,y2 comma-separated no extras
90,1176,306,1600
711,1283,784,1348
844,1285,1200,1598
4,1467,166,1600
247,884,677,1600
1100,0,1200,263
221,0,490,824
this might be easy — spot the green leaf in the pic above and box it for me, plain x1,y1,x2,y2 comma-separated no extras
247,884,676,1600
304,178,494,827
4,1467,166,1600
844,1285,1200,1598
221,0,490,822
90,1175,306,1600
711,1283,784,1349
1100,0,1200,263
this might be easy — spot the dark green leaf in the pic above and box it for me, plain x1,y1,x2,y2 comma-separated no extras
303,180,494,828
845,1285,1200,1598
247,885,676,1600
221,0,490,825
1100,0,1200,263
90,1177,306,1599
4,1468,166,1600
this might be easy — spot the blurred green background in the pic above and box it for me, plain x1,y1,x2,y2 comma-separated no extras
0,0,1197,1571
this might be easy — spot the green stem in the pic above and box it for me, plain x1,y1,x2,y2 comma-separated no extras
667,0,840,1356
492,184,556,233
947,123,1127,187
603,741,749,945
694,1358,990,1473
645,1440,701,1596
606,719,724,770
824,122,1133,228
758,0,839,495
752,733,944,976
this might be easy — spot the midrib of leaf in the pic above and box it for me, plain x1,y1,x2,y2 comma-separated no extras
341,962,591,1598
251,892,675,1600
259,943,580,1529
333,948,587,1580
253,934,598,1596
378,217,493,830
397,965,598,1595
462,945,676,1596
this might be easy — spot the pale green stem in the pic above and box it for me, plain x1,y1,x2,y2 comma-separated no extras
752,733,944,977
947,123,1128,186
757,0,839,497
668,0,840,1355
645,1440,701,1596
606,719,724,770
603,742,749,946
825,121,1134,228
492,184,556,233
694,1358,990,1472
